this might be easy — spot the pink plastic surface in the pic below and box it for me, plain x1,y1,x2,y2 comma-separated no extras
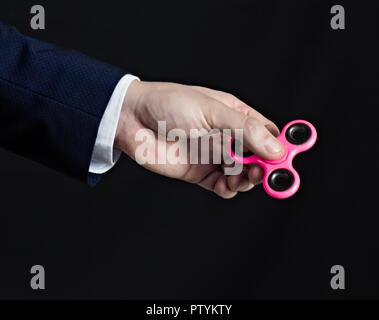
228,120,317,199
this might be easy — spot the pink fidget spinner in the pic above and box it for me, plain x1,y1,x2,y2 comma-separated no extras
229,120,317,199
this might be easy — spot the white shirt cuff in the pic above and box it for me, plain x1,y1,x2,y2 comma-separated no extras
89,74,139,174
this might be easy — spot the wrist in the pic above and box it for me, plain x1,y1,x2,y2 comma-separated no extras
114,79,145,151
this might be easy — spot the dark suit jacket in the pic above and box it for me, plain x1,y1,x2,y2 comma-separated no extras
0,22,125,185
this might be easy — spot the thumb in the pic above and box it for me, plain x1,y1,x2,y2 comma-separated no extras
205,99,284,160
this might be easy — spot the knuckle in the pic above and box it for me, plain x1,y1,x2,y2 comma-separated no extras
218,91,240,108
226,93,239,106
244,117,263,136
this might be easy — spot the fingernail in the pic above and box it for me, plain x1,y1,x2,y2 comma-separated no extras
264,136,283,153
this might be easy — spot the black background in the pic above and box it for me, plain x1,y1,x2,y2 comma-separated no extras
0,0,378,299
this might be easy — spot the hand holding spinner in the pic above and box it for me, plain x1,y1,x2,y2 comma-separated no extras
229,120,317,199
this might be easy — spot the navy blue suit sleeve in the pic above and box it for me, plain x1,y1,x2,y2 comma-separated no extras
0,22,126,185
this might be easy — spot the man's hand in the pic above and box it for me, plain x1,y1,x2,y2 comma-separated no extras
115,81,284,199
